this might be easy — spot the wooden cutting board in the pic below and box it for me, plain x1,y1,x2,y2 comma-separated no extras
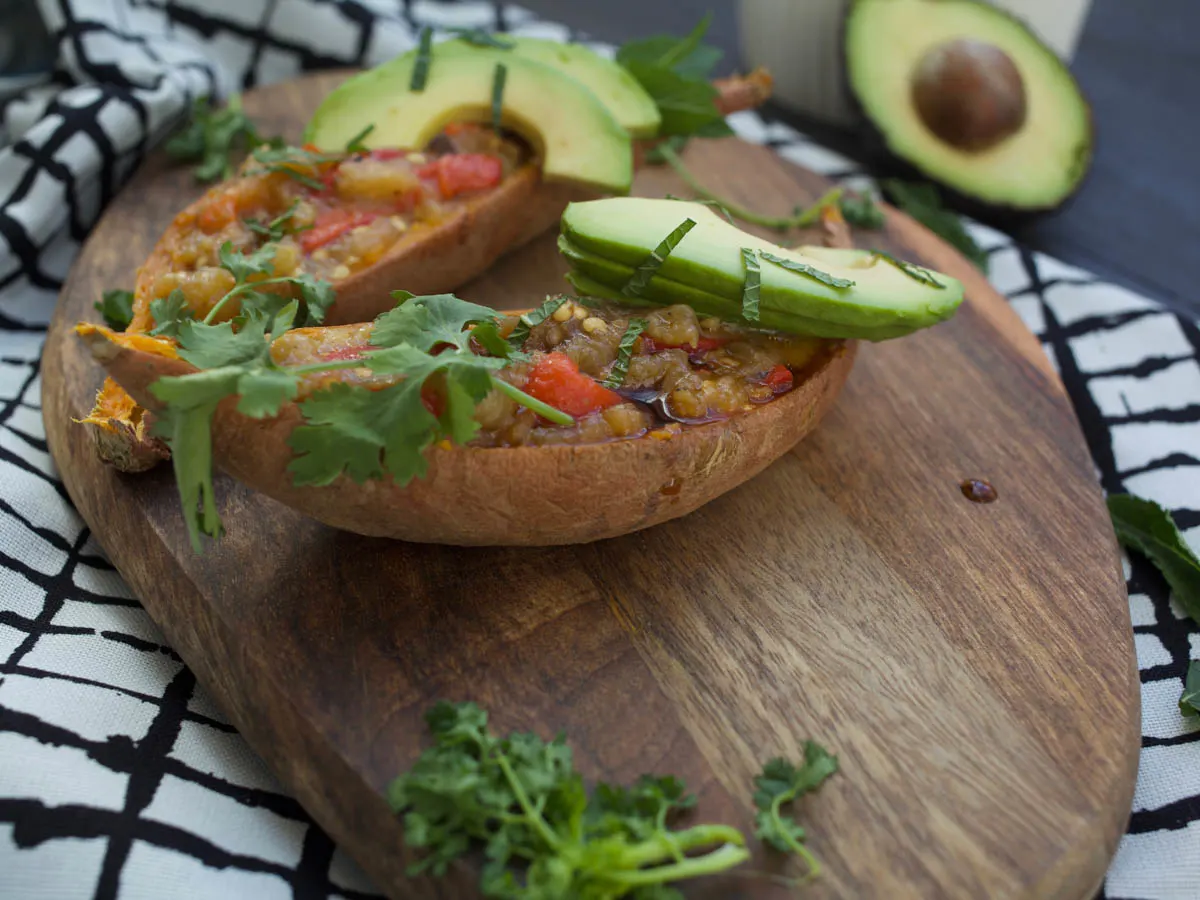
41,74,1139,899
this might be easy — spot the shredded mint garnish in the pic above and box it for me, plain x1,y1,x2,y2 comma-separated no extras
411,27,433,92
344,124,375,153
602,318,648,388
871,250,945,289
491,62,507,133
759,251,855,290
622,218,697,297
507,296,570,350
740,248,761,322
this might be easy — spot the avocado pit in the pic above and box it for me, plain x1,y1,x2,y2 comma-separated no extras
911,39,1027,153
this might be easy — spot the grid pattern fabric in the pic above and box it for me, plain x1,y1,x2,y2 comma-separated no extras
0,2,1197,898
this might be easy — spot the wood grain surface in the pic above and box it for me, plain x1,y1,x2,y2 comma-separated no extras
41,74,1140,899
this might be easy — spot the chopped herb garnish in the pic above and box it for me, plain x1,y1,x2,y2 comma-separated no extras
1181,661,1200,717
411,27,433,92
882,179,987,273
447,27,514,49
507,295,569,350
602,318,648,388
839,192,886,230
244,199,309,242
95,289,135,331
344,123,375,153
165,93,284,183
741,248,761,322
871,250,944,289
753,742,840,878
248,144,343,191
146,292,573,550
657,142,844,232
622,218,696,297
759,251,855,290
147,290,191,339
491,62,507,133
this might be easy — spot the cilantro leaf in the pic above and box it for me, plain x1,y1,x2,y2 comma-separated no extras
881,179,988,273
147,289,192,339
753,742,838,875
95,289,134,330
165,94,283,184
1109,493,1200,625
235,368,299,419
370,293,499,353
1181,661,1200,717
244,199,309,242
219,240,276,281
175,316,268,370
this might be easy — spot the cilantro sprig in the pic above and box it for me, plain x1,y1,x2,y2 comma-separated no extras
753,742,839,878
247,144,344,191
146,289,571,550
244,199,310,242
95,288,134,331
165,94,284,183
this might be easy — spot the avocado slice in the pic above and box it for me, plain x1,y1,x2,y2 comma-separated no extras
560,198,963,337
562,250,916,341
435,37,661,139
845,0,1092,211
305,47,632,194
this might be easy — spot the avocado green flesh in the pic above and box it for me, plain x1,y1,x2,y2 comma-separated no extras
561,198,963,333
485,37,660,138
845,0,1091,209
561,239,917,341
304,47,632,194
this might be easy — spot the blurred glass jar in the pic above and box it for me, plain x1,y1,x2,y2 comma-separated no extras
738,0,1092,124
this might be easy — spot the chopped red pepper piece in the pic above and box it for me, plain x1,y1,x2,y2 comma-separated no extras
522,352,621,418
764,364,794,393
320,344,369,362
416,153,503,199
368,148,406,161
300,209,378,253
640,335,728,355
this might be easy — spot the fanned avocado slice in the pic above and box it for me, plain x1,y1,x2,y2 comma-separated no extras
560,198,963,338
439,37,661,139
305,47,632,194
845,0,1092,211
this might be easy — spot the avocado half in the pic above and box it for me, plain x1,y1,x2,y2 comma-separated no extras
305,45,632,194
845,0,1092,212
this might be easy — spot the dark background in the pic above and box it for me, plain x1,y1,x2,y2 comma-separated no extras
527,0,1200,316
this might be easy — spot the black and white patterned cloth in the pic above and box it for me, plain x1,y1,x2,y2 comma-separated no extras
0,2,1196,898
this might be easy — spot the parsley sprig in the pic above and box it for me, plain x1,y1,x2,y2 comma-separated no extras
388,701,750,895
389,701,840,895
145,288,571,550
165,94,284,183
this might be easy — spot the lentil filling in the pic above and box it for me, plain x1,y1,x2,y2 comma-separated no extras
137,123,527,328
270,299,837,447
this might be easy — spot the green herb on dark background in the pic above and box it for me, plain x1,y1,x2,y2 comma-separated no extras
839,192,886,230
94,289,134,331
165,94,284,183
882,179,988,273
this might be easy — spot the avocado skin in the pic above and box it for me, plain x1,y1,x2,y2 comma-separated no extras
842,0,1094,217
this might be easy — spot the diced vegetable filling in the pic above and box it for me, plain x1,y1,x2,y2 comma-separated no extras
270,300,835,447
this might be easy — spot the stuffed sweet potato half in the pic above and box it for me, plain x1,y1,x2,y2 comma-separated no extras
78,295,852,547
82,33,772,472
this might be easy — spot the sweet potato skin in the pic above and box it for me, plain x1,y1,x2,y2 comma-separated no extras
77,325,855,545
